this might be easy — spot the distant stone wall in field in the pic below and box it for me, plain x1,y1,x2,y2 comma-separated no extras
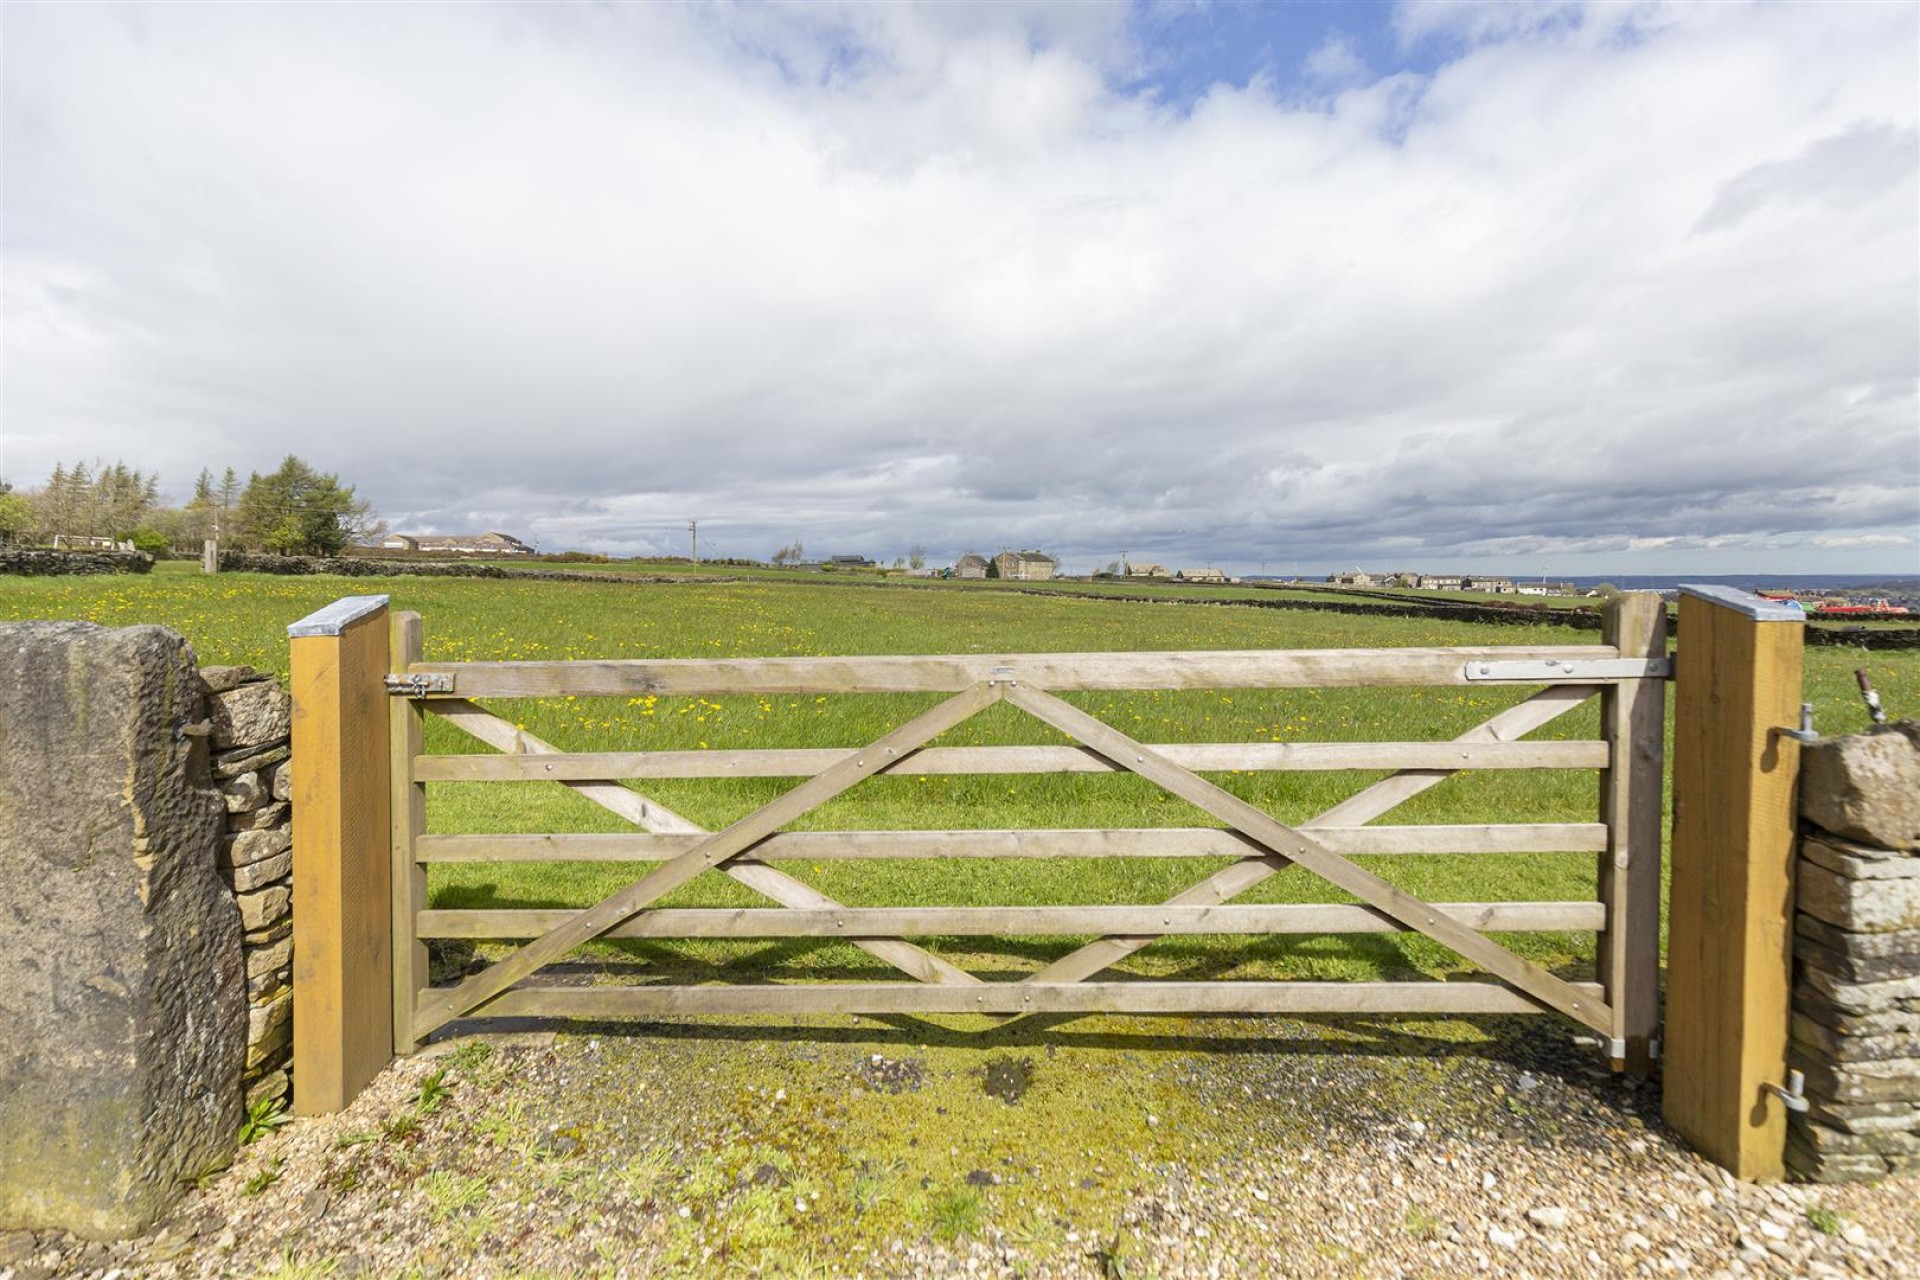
1787,722,1920,1183
201,666,296,1109
0,549,153,576
215,550,687,585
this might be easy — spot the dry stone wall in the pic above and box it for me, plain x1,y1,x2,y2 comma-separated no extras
0,549,153,576
1786,722,1920,1183
201,666,296,1108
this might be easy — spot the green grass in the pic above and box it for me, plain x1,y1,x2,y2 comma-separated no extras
6,567,1915,990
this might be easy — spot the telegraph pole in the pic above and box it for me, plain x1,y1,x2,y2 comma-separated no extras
689,520,698,564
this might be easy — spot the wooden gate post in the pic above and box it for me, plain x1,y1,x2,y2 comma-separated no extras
1599,592,1668,1074
289,595,394,1114
1662,584,1806,1180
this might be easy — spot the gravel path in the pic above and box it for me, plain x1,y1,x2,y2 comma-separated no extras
4,1016,1915,1279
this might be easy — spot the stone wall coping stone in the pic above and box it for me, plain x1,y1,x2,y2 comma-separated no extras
1802,833,1920,881
286,594,389,637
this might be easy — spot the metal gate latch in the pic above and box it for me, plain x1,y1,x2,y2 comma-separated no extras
385,672,456,696
1463,658,1672,682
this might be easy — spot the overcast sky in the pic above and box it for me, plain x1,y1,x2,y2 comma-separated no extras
3,1,1916,574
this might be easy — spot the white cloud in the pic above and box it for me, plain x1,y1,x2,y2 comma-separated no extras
2,0,1915,573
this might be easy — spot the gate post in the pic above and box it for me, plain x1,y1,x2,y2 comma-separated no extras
1662,584,1805,1180
1599,592,1667,1073
289,595,395,1114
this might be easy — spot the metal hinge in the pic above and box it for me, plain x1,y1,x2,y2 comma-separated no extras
1464,658,1672,682
385,672,455,696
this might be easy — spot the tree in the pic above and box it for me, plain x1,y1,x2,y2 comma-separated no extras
770,540,805,566
234,456,382,556
908,543,926,570
0,481,28,545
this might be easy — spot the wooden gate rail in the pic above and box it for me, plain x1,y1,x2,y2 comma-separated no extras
357,602,1668,1070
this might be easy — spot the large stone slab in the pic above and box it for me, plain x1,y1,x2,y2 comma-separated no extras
0,623,246,1239
1797,859,1920,934
1800,724,1920,851
207,680,290,752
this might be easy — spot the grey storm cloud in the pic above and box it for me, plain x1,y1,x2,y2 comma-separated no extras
2,0,1916,574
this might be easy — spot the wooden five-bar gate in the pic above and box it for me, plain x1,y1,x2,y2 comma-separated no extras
289,591,1674,1114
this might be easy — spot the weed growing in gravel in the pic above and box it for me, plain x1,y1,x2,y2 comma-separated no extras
617,1146,674,1203
381,1110,421,1142
239,1096,291,1146
177,1156,231,1191
1404,1205,1443,1239
929,1185,986,1241
333,1131,379,1150
243,1162,282,1196
419,1171,490,1222
1806,1204,1846,1235
254,1250,339,1280
413,1068,453,1116
473,1097,527,1147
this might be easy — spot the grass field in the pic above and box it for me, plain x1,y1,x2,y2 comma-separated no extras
7,565,1915,995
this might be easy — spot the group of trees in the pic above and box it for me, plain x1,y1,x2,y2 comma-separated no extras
0,456,383,557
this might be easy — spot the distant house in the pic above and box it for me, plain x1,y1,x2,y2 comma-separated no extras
1177,567,1228,583
1417,574,1465,591
1122,561,1169,579
383,531,534,556
1516,581,1577,597
824,554,876,569
1329,570,1375,587
952,553,990,579
993,550,1057,581
1464,576,1515,594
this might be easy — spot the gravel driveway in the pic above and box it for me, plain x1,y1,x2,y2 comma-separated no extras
5,1014,1915,1279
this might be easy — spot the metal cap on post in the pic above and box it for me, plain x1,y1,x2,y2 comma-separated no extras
1662,583,1806,1181
288,594,395,1114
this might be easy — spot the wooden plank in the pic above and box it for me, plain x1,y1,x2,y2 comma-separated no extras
412,645,1623,697
1027,685,1602,987
1663,588,1805,1181
417,901,1608,939
1002,682,1612,1035
430,700,980,988
415,823,1610,862
411,738,1610,781
411,682,1005,1036
1597,593,1668,1074
289,596,393,1114
389,612,429,1057
459,979,1608,1021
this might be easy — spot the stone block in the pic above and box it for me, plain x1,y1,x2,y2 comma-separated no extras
1796,912,1920,961
1800,963,1920,1012
227,850,291,894
246,1017,292,1071
220,825,290,869
244,1070,289,1110
0,622,245,1239
245,932,293,982
1789,1116,1920,1156
1791,1010,1920,1062
1793,1050,1920,1104
269,761,292,802
247,963,292,1001
247,989,292,1046
212,742,289,781
1794,933,1920,984
235,884,291,933
219,772,266,814
244,919,292,951
1798,860,1920,933
1800,726,1920,851
227,802,288,833
1806,1098,1920,1134
1794,987,1920,1036
207,681,290,752
1784,1129,1888,1183
199,666,264,695
1801,833,1920,881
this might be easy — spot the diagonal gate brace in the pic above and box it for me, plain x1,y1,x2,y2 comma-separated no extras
1001,682,1611,1035
412,681,1004,1037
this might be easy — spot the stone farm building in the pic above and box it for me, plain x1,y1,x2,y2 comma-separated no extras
952,553,990,579
1177,567,1229,583
382,531,534,556
993,551,1058,581
1123,562,1170,579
